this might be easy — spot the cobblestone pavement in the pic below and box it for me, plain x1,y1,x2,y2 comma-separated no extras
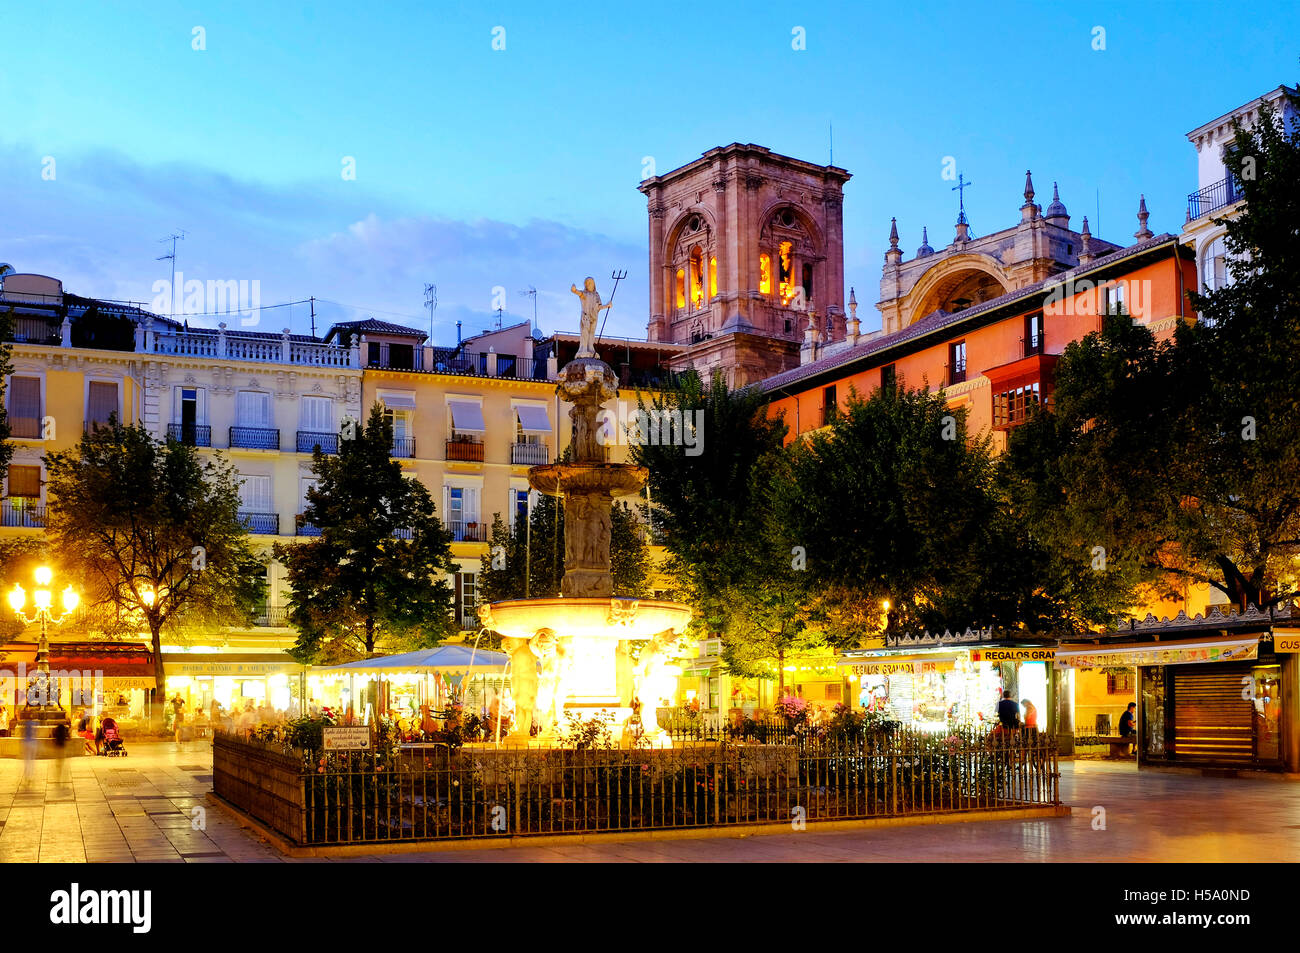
1,742,1295,862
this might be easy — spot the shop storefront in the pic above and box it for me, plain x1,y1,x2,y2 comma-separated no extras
163,652,308,720
1055,617,1300,772
838,639,1058,733
0,641,156,731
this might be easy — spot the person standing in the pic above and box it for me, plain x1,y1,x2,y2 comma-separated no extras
997,690,1021,729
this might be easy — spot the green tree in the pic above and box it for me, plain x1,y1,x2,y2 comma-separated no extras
630,371,806,682
275,403,457,662
779,383,1035,639
43,420,266,716
1007,94,1300,613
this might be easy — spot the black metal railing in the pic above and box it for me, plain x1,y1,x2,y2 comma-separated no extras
446,438,483,462
7,317,60,345
1187,175,1244,220
496,354,517,378
213,727,1060,847
239,511,279,535
168,423,212,447
449,520,487,542
530,356,549,380
1023,333,1044,358
1,499,45,528
297,431,339,454
296,518,322,537
230,426,280,450
390,436,416,458
511,442,549,465
253,605,289,626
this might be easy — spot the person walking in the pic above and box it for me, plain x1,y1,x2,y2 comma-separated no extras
996,690,1020,730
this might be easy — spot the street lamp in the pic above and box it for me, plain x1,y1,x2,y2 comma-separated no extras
9,566,80,721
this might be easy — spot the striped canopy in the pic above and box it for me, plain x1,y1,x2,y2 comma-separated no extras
314,644,508,675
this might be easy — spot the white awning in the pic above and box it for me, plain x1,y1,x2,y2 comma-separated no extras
1053,637,1259,669
514,404,551,434
448,399,486,432
379,391,416,411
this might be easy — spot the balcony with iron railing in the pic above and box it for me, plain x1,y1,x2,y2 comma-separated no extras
511,441,549,465
295,517,322,537
168,422,213,447
446,436,483,462
239,511,279,535
1022,332,1044,358
253,605,290,626
230,426,280,450
948,360,967,386
448,520,488,543
1187,175,1244,221
1,499,45,528
296,431,338,454
390,436,416,458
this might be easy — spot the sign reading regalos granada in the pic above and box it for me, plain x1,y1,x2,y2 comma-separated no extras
970,648,1057,662
322,726,371,751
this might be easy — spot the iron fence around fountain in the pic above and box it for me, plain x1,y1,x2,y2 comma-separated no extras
213,728,1059,847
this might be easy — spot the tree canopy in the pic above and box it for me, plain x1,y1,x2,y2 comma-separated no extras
274,403,457,662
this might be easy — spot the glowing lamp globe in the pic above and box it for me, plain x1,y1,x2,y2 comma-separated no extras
34,566,52,586
8,585,25,612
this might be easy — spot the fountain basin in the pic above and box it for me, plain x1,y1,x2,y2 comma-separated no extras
480,597,691,642
528,463,648,498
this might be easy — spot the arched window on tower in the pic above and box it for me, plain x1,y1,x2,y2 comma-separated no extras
710,256,717,299
689,247,704,309
759,253,772,295
675,268,686,310
778,241,795,306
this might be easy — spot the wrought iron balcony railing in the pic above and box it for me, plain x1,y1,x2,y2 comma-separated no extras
449,520,488,542
446,438,482,462
239,511,279,535
295,518,321,537
1,499,45,528
253,605,289,626
168,423,212,447
296,431,338,454
230,426,280,450
511,442,549,465
390,436,416,458
1187,175,1244,221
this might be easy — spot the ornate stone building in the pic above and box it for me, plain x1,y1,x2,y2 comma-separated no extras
876,172,1122,334
638,143,850,387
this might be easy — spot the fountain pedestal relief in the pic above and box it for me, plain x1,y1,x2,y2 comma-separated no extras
478,282,691,747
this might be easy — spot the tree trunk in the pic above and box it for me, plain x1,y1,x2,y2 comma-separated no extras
150,622,165,732
777,647,785,698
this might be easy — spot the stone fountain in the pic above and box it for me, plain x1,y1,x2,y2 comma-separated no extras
477,278,691,746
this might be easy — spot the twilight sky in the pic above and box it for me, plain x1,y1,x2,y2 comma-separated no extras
1,0,1295,345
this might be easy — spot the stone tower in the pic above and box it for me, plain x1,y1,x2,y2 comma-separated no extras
639,144,850,387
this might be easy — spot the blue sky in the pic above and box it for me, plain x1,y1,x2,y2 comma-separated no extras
1,0,1295,344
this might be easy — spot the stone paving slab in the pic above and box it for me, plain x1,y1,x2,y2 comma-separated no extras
0,742,1297,862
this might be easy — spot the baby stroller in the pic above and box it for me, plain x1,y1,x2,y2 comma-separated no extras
97,718,127,757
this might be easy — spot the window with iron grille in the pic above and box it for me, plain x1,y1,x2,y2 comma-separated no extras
993,382,1042,430
1106,670,1135,694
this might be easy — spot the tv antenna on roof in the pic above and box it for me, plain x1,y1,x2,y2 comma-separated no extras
520,286,537,335
424,283,437,341
156,230,186,315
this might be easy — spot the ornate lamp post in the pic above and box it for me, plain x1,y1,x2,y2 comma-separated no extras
8,566,80,723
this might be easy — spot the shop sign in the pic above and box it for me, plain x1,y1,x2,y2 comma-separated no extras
323,726,371,750
970,648,1056,662
1272,633,1300,653
102,677,155,690
846,661,955,675
1056,642,1257,668
167,661,299,675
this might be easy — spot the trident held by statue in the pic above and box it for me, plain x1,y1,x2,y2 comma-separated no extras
596,269,627,349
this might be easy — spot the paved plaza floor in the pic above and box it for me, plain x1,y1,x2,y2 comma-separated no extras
0,741,1296,862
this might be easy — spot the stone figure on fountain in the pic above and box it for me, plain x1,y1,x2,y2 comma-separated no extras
570,277,612,358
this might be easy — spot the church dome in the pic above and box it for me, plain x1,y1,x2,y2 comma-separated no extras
1044,182,1068,223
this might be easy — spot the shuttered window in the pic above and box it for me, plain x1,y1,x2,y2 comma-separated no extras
301,396,333,432
87,381,119,427
236,391,271,427
8,376,40,438
6,465,41,498
1172,665,1254,763
239,474,272,513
